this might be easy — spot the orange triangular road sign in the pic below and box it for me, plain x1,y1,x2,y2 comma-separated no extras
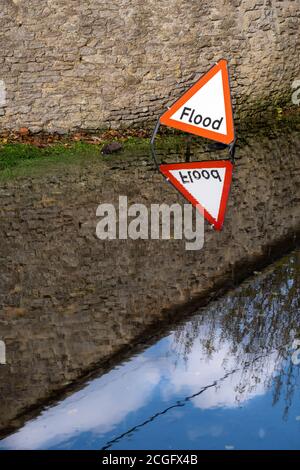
160,59,234,145
160,160,233,230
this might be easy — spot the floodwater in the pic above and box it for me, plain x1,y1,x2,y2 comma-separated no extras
1,250,300,450
0,123,300,449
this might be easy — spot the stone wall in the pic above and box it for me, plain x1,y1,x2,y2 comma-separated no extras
0,0,299,133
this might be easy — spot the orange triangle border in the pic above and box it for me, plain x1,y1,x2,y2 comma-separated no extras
160,59,235,145
159,160,233,230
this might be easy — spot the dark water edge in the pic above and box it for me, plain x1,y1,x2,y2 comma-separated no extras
1,249,300,450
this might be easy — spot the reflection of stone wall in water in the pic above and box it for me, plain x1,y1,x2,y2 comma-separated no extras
0,131,300,434
0,0,299,132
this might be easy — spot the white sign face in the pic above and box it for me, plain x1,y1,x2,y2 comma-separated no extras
160,59,235,145
171,70,227,136
169,166,226,220
159,160,233,230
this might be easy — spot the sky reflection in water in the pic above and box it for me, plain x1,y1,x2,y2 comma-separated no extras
1,251,300,450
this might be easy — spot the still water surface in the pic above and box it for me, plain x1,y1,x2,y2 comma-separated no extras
1,251,300,450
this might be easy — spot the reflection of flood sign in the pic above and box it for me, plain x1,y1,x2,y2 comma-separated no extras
160,160,233,230
160,59,234,145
